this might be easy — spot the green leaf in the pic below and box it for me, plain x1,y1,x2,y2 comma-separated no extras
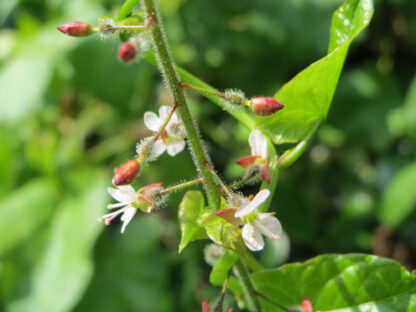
0,179,58,253
8,170,108,312
178,190,207,252
379,161,416,228
252,254,416,311
0,56,53,123
210,250,239,286
257,0,374,144
117,0,141,21
209,250,242,296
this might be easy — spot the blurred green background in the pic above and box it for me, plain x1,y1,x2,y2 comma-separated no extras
1,0,416,311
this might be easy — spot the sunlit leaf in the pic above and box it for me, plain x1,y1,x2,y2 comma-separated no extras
252,254,416,311
257,0,374,144
178,190,207,252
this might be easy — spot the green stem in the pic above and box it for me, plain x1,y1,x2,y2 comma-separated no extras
233,259,261,312
278,120,322,169
143,0,220,209
160,178,203,195
181,82,248,106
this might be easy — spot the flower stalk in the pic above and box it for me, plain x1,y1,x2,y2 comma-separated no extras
160,178,203,195
143,0,220,209
233,259,261,312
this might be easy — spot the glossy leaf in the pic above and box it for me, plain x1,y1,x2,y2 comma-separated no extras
257,0,374,144
380,161,416,228
178,190,207,252
252,254,416,311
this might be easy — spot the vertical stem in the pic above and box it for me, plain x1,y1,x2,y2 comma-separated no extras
233,259,261,312
143,0,220,209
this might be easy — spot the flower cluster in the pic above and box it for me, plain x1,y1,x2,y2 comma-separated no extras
217,189,282,251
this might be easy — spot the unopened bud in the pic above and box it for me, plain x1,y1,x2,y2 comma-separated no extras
112,160,140,186
250,97,284,116
202,301,210,312
57,21,93,37
302,298,313,312
137,183,164,212
118,43,137,63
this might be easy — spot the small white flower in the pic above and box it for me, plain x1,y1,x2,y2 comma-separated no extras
235,189,282,251
249,129,268,160
100,185,138,233
144,106,186,156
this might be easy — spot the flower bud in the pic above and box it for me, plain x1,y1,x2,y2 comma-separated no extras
112,160,140,186
57,21,93,37
302,298,313,312
118,43,137,63
202,301,210,312
250,97,284,116
137,183,164,212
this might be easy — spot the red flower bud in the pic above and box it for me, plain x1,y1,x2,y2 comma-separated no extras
118,43,137,63
250,97,284,116
302,298,313,312
57,21,93,37
112,160,140,186
202,301,210,312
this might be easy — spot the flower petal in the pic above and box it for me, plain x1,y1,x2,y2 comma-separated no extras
120,207,137,233
234,189,270,218
256,213,282,239
249,130,268,159
144,112,163,132
107,185,136,203
242,223,264,251
159,105,172,120
152,139,167,157
166,140,186,156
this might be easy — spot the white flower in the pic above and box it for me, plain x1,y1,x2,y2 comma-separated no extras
144,106,186,156
249,129,268,160
235,189,282,251
100,185,138,233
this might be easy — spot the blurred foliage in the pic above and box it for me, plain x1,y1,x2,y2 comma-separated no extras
0,0,416,311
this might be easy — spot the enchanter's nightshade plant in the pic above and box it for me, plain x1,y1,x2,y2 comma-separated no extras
59,1,416,312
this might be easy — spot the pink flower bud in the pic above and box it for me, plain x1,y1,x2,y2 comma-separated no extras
57,21,93,37
250,97,284,116
118,43,137,63
260,163,270,184
302,298,313,312
112,160,140,186
202,301,210,312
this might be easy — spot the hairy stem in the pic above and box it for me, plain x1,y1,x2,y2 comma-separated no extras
233,259,261,312
160,178,203,195
143,0,220,209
